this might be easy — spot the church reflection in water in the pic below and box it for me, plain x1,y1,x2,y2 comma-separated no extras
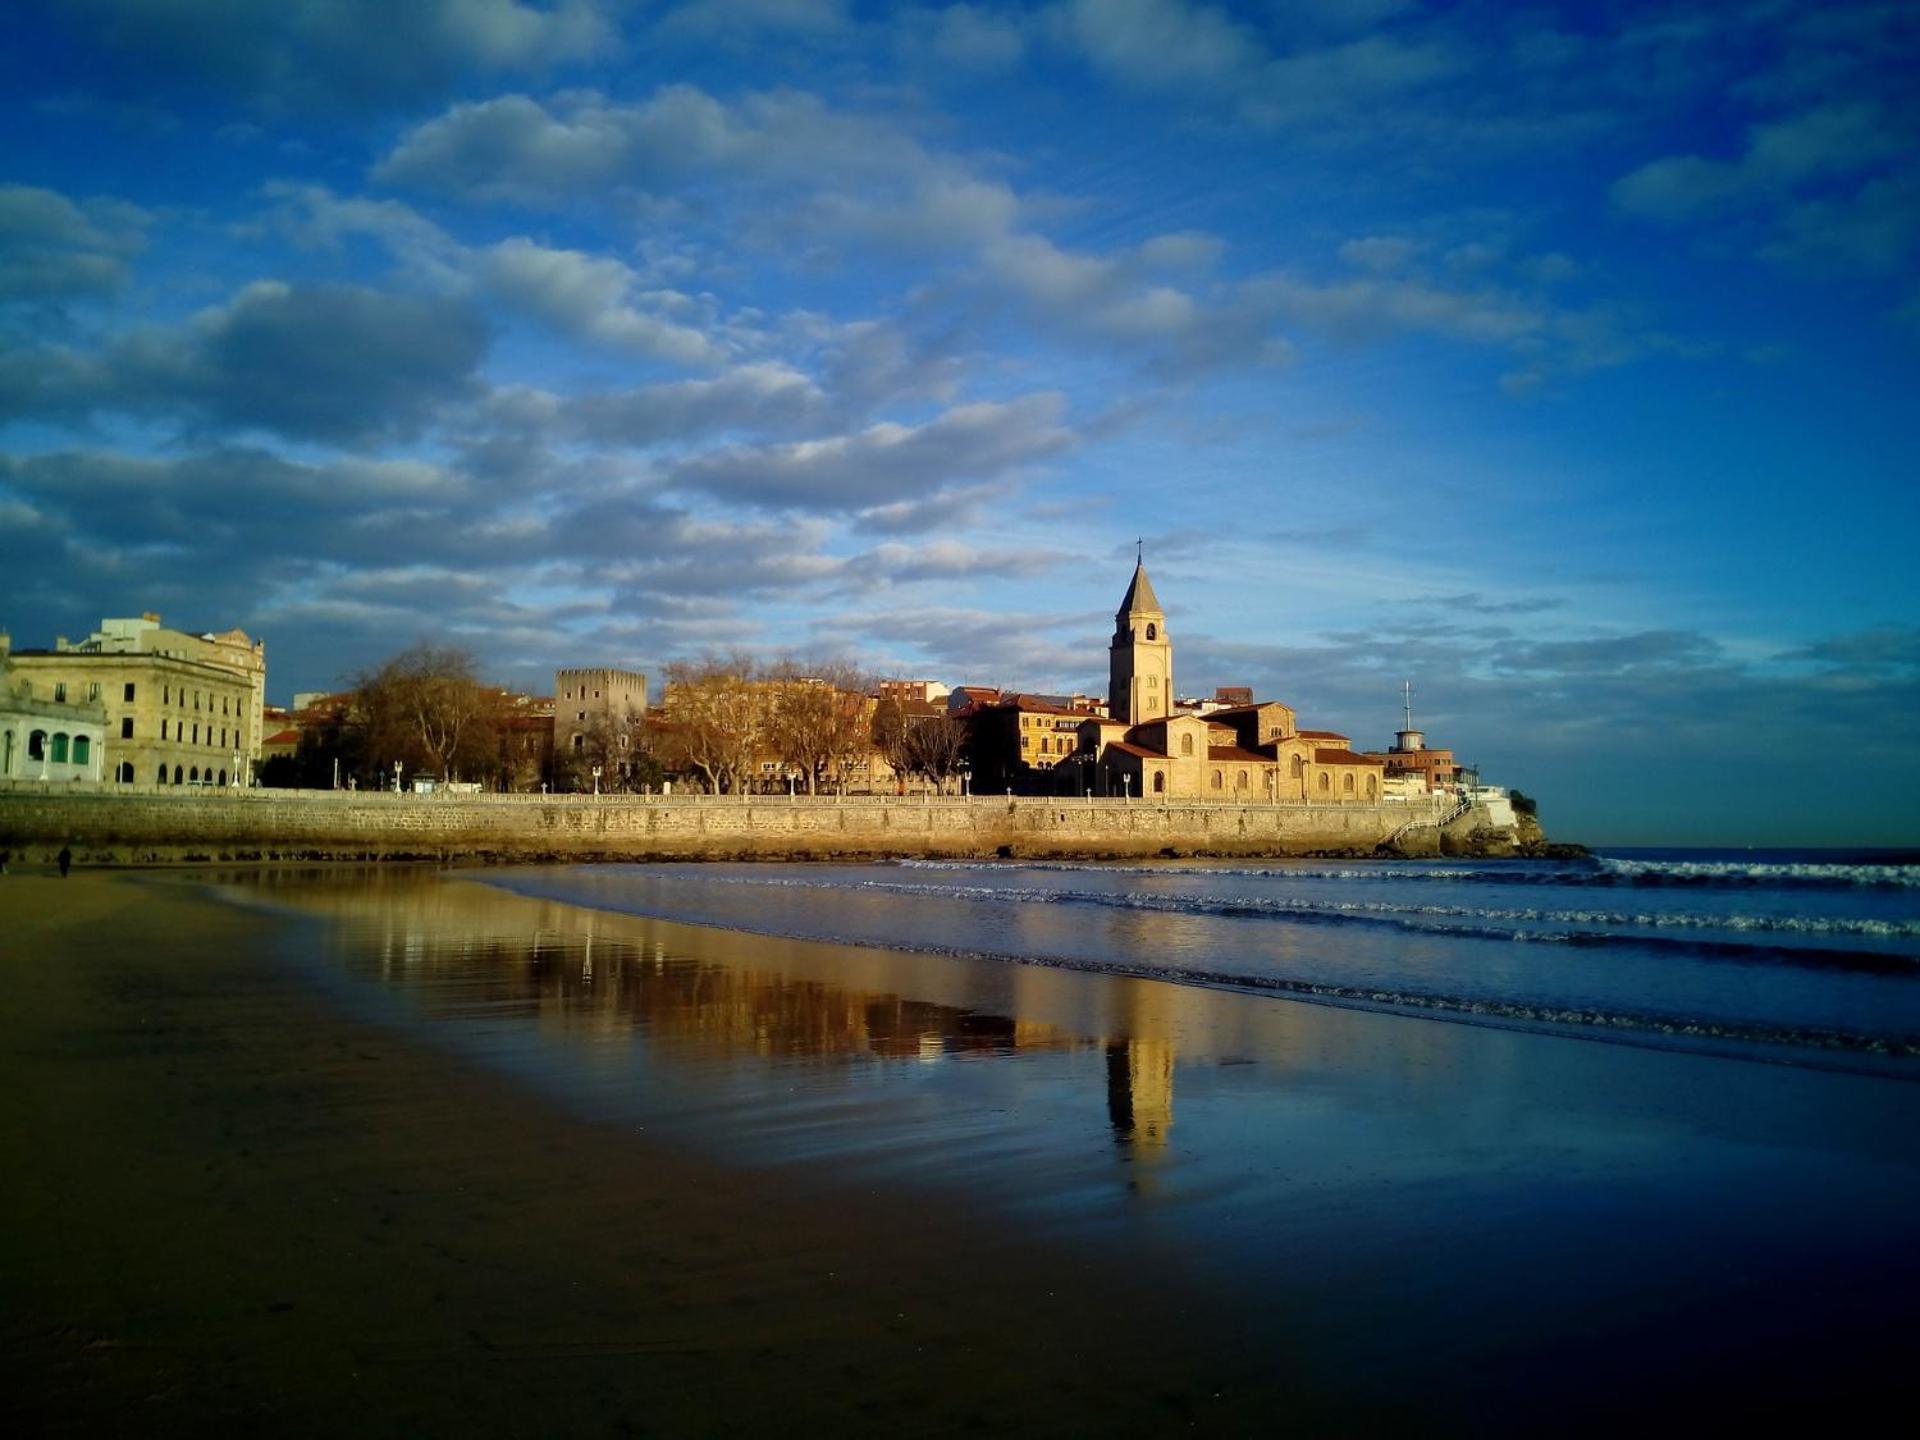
238,868,1179,1165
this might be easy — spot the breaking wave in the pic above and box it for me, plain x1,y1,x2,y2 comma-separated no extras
670,873,1920,974
894,857,1920,890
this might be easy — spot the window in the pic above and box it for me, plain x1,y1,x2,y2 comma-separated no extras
572,734,584,752
1145,623,1157,640
190,766,199,783
217,769,227,786
1343,773,1355,795
124,682,136,702
55,682,67,702
28,730,46,760
157,764,168,785
192,724,199,745
173,765,183,785
88,682,100,701
121,717,134,739
73,736,90,765
1236,771,1248,790
1318,773,1329,792
51,734,70,763
118,762,134,783
1180,734,1193,756
1366,776,1378,798
1152,771,1165,793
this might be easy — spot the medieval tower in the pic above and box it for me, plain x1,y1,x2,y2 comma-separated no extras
1108,557,1173,725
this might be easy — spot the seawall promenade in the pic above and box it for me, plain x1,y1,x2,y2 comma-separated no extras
0,785,1486,863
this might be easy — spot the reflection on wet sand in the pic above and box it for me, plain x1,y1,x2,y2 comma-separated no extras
230,868,1188,1171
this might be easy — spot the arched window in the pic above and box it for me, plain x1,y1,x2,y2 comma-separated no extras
1235,770,1248,790
28,730,47,760
2,731,13,775
73,736,90,765
1211,769,1223,790
189,766,199,783
1180,734,1193,756
118,761,134,783
1152,771,1165,793
1342,773,1355,795
218,769,228,786
1145,623,1157,640
173,765,183,785
1291,755,1305,779
157,764,168,784
1317,773,1329,793
1366,776,1377,798
51,733,70,764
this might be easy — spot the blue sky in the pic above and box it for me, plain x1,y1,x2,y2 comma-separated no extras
1,0,1915,844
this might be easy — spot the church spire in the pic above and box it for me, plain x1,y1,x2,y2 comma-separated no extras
1117,557,1161,617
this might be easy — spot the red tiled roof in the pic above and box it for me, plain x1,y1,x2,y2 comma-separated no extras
1315,747,1382,765
1108,741,1167,760
1206,701,1291,719
1207,745,1273,764
263,728,300,745
1298,729,1348,740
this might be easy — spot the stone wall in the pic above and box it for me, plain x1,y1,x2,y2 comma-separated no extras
0,786,1485,864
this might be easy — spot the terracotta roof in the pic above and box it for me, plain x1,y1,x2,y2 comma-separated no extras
1299,729,1348,740
263,728,301,745
1108,741,1167,760
1315,747,1382,765
1207,745,1273,764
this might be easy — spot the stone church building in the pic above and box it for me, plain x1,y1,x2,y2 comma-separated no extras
1076,561,1386,803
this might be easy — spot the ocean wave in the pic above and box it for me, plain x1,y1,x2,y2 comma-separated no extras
893,857,1920,890
586,872,1920,974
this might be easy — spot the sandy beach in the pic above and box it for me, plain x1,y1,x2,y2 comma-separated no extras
5,866,1918,1435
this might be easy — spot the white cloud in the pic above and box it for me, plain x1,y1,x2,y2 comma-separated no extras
665,393,1076,510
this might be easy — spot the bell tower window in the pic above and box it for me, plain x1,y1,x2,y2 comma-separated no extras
1146,623,1157,640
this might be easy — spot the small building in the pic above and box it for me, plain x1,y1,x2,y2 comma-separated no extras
1361,684,1460,793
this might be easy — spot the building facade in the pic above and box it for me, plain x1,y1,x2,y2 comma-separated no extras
1076,563,1387,802
3,616,264,786
1108,561,1173,726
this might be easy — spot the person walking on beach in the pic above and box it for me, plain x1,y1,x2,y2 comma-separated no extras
57,844,72,877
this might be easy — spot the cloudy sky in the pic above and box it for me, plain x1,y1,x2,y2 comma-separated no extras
2,0,1915,844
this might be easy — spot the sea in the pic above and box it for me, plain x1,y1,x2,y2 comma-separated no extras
484,846,1920,1071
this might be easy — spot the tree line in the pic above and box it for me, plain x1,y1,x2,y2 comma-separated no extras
262,645,970,794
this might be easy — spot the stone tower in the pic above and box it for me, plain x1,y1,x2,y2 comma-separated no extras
1108,558,1172,725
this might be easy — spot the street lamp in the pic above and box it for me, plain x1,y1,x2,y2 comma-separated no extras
1122,773,1131,803
231,750,240,787
592,763,602,796
392,760,403,793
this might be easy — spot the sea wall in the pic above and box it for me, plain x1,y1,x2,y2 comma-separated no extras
0,786,1489,864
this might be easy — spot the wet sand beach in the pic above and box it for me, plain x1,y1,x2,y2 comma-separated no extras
5,867,1920,1435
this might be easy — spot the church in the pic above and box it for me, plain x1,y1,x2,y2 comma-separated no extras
1074,560,1387,803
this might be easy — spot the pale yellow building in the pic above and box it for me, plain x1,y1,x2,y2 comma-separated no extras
3,614,265,786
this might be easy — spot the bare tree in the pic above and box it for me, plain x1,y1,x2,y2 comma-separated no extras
903,713,968,791
358,645,498,784
765,660,872,793
658,654,768,793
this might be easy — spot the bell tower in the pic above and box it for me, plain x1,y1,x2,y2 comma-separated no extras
1109,551,1172,725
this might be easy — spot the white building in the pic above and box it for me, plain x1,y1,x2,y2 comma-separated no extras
0,632,107,783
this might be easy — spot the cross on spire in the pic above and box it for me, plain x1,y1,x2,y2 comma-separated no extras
1136,537,1144,563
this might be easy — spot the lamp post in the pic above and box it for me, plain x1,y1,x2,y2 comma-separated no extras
1122,773,1131,804
592,763,602,796
392,760,402,793
231,750,240,788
